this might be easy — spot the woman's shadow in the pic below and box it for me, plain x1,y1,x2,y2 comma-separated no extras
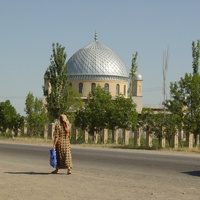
5,172,53,175
182,171,200,177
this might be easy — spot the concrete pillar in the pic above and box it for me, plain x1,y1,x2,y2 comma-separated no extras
49,123,55,139
178,129,184,141
84,130,88,144
171,129,179,149
114,129,119,144
146,132,153,148
23,126,27,135
75,128,79,141
94,131,98,144
123,129,129,145
43,124,48,139
159,127,166,148
196,134,199,148
111,130,115,143
160,136,166,148
16,129,21,137
103,129,108,144
11,130,15,137
186,131,194,149
134,127,141,147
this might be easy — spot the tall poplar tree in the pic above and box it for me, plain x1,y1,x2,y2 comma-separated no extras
44,43,82,122
128,52,138,97
165,40,200,147
192,40,200,74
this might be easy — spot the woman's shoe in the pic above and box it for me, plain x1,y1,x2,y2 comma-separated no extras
51,169,59,174
67,168,71,175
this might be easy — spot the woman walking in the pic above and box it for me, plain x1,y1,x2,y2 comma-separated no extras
52,114,72,174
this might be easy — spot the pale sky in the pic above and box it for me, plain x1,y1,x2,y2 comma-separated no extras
1,0,200,116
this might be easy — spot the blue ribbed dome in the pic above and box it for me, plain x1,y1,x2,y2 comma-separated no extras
67,40,128,81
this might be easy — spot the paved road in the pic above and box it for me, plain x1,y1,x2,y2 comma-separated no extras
1,142,200,200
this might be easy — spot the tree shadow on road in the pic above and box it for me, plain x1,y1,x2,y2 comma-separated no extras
182,171,200,177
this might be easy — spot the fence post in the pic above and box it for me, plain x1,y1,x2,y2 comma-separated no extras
134,127,141,147
178,129,184,141
23,125,27,135
186,131,194,149
43,124,48,139
123,129,129,145
146,132,152,148
75,128,79,141
94,131,98,144
103,129,108,144
49,123,55,139
171,129,179,149
84,130,88,144
114,129,119,144
196,134,199,148
159,127,166,148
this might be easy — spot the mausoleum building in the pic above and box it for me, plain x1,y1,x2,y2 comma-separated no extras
44,33,143,112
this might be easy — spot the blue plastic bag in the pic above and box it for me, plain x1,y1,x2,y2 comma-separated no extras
50,149,57,168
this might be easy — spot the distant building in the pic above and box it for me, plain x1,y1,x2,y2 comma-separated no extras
44,33,143,113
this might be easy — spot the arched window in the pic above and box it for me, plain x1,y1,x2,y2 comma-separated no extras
91,83,96,93
116,84,120,95
104,83,109,93
124,85,126,96
69,82,72,87
79,82,83,94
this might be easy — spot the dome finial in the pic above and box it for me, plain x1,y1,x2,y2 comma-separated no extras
94,31,98,41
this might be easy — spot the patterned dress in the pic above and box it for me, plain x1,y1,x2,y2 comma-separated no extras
54,124,72,169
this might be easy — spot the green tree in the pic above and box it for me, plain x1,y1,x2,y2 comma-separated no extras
44,43,82,122
165,114,179,147
166,69,200,147
164,40,200,147
75,86,112,135
108,94,137,130
13,114,25,136
164,96,184,146
108,94,137,143
25,92,47,137
0,100,16,131
139,108,155,135
128,52,138,97
192,40,200,74
75,87,137,142
153,111,165,146
0,100,24,136
74,106,90,132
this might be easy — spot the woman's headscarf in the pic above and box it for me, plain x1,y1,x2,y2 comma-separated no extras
60,114,69,134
